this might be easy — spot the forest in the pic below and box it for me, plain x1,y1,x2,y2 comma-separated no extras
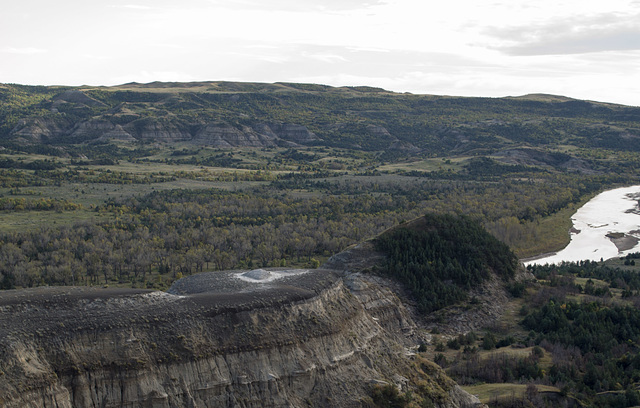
0,81,638,289
408,258,640,408
375,213,517,313
0,171,624,291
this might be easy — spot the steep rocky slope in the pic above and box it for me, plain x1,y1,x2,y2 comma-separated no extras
10,115,319,147
0,264,484,407
323,236,531,335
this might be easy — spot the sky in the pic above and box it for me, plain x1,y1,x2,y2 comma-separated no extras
1,0,640,106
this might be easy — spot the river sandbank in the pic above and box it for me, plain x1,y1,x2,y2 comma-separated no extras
525,185,640,265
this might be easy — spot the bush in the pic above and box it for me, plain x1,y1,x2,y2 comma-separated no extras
434,353,447,367
447,338,461,350
496,336,515,348
370,384,408,408
506,282,526,297
482,333,497,350
531,346,544,358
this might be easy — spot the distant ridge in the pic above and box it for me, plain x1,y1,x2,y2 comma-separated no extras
508,93,576,102
2,80,639,155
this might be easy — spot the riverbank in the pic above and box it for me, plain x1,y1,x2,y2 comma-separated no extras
526,185,640,265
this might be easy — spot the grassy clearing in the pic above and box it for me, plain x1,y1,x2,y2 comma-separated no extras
517,203,578,259
379,157,467,173
1,179,262,207
0,179,267,232
92,160,257,174
462,383,560,404
0,210,113,232
574,277,609,288
478,346,553,370
0,153,71,163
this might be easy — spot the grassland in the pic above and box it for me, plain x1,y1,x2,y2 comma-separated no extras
462,383,561,404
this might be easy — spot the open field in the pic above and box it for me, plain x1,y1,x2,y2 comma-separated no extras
1,179,268,207
378,157,467,173
0,210,113,232
462,383,561,404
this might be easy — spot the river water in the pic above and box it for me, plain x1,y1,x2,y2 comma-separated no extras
525,185,640,265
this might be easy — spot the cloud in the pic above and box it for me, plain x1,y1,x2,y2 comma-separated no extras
503,30,640,56
2,47,47,55
207,0,387,12
82,54,112,61
486,12,640,55
110,4,154,10
304,53,348,63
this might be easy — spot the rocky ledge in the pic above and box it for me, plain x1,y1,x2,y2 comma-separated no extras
0,261,484,407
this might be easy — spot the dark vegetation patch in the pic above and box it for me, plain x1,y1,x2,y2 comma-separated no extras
440,258,640,408
374,213,517,313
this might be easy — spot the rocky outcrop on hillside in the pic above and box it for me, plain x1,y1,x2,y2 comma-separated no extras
193,122,279,147
190,121,318,147
10,117,73,143
3,88,322,147
132,118,193,143
0,263,484,408
0,214,528,407
323,239,531,336
495,148,597,174
52,90,107,109
69,119,137,142
9,114,318,148
265,123,318,144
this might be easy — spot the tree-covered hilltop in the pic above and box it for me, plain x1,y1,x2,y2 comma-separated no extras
374,214,518,313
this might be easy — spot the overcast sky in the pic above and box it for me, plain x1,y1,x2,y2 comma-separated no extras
2,0,639,106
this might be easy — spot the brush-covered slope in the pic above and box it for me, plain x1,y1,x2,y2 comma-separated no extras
2,81,640,157
375,214,518,313
325,213,527,334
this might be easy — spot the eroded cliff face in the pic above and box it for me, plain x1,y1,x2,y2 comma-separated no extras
9,113,318,148
0,268,482,408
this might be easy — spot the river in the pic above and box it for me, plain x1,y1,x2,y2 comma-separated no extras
525,185,640,265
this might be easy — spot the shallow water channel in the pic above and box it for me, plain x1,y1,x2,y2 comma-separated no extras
525,185,640,265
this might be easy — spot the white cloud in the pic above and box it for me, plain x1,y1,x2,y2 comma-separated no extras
304,53,348,63
485,12,640,55
110,4,154,10
2,47,47,55
205,0,386,12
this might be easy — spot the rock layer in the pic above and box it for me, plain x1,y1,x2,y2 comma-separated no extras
9,114,319,148
0,267,482,407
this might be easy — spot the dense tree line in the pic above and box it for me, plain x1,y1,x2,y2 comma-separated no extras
0,167,625,291
374,213,517,313
435,260,640,407
0,158,63,170
0,190,414,289
522,299,640,406
484,261,640,407
528,259,640,293
0,197,82,212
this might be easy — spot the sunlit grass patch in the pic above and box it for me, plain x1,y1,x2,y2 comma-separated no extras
462,383,560,404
